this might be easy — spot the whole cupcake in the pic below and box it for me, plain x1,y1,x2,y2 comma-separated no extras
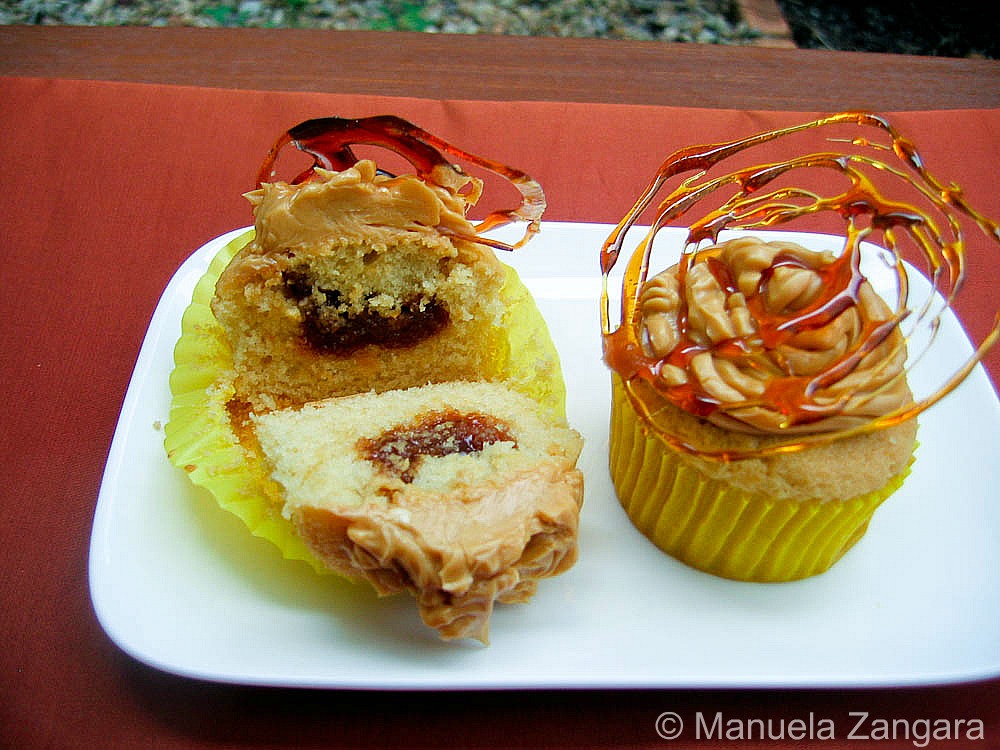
600,111,999,582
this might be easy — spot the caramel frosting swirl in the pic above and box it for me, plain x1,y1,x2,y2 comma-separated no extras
638,236,910,434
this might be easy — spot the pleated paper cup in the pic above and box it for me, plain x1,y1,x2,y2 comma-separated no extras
164,229,570,571
609,376,913,582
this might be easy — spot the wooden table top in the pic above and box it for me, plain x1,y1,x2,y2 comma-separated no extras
1,26,998,750
2,25,999,110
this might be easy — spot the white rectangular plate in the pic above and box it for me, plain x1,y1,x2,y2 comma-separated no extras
90,223,1000,689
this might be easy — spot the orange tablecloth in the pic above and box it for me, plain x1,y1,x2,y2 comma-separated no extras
1,75,997,748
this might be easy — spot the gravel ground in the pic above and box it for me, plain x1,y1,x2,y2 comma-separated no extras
0,0,994,57
0,0,761,45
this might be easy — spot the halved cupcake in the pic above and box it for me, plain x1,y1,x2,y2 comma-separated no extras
166,115,582,640
253,381,583,642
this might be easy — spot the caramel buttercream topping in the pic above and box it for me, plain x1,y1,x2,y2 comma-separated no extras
601,111,999,458
246,161,480,252
638,236,910,434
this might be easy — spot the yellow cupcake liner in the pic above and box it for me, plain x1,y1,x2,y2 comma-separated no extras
164,229,569,574
609,376,913,582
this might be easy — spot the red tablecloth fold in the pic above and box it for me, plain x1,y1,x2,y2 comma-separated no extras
1,76,997,749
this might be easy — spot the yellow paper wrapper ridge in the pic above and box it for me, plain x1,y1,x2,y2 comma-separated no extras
609,376,913,582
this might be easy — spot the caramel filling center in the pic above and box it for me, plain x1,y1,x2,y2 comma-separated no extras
358,410,516,483
283,270,450,355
